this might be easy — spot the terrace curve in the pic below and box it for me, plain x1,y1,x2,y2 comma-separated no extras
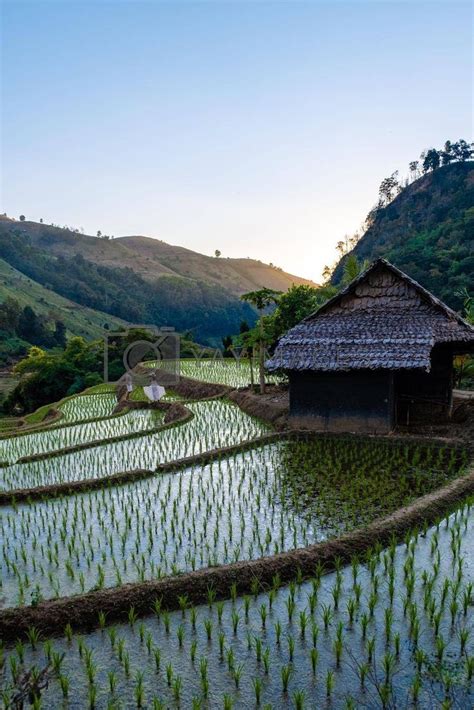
1,461,473,641
0,365,473,643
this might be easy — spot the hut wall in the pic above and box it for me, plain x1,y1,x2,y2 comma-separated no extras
289,370,393,434
395,349,453,424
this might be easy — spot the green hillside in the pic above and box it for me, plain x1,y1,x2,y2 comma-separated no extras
332,162,474,310
0,258,128,339
0,217,316,296
0,217,316,346
0,231,256,344
0,218,311,343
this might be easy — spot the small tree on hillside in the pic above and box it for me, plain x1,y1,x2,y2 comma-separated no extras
240,288,281,394
451,139,473,162
409,160,419,178
441,141,454,165
378,172,399,205
342,254,370,286
54,321,67,348
422,148,441,172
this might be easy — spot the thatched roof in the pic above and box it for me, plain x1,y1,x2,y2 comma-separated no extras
266,259,474,373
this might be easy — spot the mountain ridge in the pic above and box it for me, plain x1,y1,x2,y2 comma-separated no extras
0,217,316,295
332,162,474,310
0,217,316,344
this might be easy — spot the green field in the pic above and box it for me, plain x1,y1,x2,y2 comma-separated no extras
0,360,472,709
0,257,128,340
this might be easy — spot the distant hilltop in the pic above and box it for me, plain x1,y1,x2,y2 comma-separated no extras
0,216,317,344
332,161,473,312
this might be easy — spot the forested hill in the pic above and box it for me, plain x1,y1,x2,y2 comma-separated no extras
332,162,474,310
0,217,314,344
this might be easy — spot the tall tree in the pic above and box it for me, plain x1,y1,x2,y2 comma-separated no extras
17,306,49,346
0,297,21,333
378,172,399,205
240,288,281,394
408,161,419,179
53,320,67,348
271,284,336,339
441,141,454,165
451,139,473,163
422,148,441,172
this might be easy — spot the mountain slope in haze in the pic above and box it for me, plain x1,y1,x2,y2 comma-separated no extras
0,218,316,296
0,257,128,340
0,217,316,343
0,222,249,343
332,162,474,310
118,236,317,294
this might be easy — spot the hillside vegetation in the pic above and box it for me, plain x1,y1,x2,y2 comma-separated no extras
332,162,474,310
0,258,129,365
0,218,315,343
0,258,127,338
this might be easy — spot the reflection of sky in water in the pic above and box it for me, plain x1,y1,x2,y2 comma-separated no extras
2,504,473,708
0,399,269,490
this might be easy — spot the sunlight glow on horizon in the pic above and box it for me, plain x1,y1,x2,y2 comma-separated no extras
1,1,472,282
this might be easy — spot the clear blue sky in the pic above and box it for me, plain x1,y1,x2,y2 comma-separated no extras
1,0,472,281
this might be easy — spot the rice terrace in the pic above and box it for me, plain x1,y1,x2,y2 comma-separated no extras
1,2,474,707
1,336,474,708
0,240,473,710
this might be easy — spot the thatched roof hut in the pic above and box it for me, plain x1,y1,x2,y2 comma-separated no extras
267,259,474,433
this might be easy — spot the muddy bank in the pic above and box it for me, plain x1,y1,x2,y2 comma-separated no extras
118,367,232,403
230,386,290,430
0,408,63,439
400,399,474,451
1,462,472,643
167,375,232,400
232,386,474,452
114,400,188,425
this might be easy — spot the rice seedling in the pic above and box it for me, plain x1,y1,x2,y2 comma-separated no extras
281,664,292,693
0,397,269,490
293,689,305,709
1,422,467,608
1,368,473,709
326,669,335,697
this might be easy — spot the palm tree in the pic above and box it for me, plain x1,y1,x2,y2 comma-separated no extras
240,288,281,394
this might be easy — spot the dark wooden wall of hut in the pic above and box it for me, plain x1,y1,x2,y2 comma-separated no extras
394,347,453,424
288,370,393,434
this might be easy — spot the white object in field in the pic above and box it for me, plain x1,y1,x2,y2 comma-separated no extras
144,383,166,402
125,373,133,393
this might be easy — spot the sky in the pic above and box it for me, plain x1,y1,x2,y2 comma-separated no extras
1,0,472,282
